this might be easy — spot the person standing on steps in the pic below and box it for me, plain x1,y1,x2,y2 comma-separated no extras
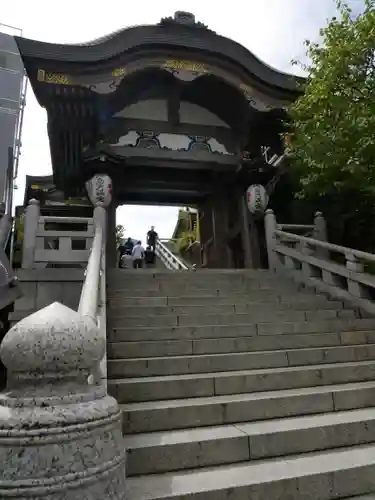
147,226,158,252
124,237,134,255
132,240,145,269
117,242,125,268
144,245,156,268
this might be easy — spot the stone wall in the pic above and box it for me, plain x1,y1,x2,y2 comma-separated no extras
9,268,84,326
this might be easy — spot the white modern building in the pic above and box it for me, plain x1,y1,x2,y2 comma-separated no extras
0,23,27,213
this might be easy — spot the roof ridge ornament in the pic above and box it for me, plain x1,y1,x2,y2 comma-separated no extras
160,11,214,32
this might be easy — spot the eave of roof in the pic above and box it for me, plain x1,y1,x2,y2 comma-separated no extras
25,174,54,186
15,22,303,94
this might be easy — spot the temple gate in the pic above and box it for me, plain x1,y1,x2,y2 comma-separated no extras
14,11,301,268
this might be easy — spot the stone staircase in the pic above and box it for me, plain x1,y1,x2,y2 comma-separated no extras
107,269,375,499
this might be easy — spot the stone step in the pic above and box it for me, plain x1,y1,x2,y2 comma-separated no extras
111,294,332,307
108,287,317,300
121,380,375,434
125,443,375,499
124,407,375,476
108,318,375,342
113,308,355,328
107,269,278,281
108,268,270,276
107,344,375,377
109,360,375,403
108,276,281,287
107,272,291,283
107,331,372,358
108,300,345,316
108,281,301,294
347,496,375,499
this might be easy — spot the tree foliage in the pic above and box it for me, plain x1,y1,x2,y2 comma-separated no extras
289,0,375,198
177,230,197,254
115,225,125,246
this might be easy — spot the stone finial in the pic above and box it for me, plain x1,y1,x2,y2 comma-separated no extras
0,301,126,498
265,209,274,215
28,198,39,206
174,11,196,23
160,11,212,31
0,302,105,386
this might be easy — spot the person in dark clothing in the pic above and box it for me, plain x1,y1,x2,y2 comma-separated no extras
124,237,134,255
144,246,156,267
118,243,125,268
147,226,158,252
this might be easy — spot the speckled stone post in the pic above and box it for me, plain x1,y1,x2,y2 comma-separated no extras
0,302,126,499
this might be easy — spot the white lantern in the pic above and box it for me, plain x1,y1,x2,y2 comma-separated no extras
246,184,269,215
85,174,112,208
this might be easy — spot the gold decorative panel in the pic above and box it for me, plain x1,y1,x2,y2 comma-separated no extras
37,69,72,85
112,67,128,77
239,83,253,99
163,60,208,73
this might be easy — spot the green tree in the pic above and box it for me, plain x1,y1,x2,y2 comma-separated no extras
115,225,125,246
176,230,197,254
289,0,375,198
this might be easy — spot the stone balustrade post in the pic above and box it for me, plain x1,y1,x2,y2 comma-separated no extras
22,198,40,269
264,209,278,271
345,252,369,299
313,211,327,241
0,302,126,499
299,240,318,279
313,211,329,259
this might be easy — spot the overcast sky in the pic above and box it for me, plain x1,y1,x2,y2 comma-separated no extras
1,0,364,241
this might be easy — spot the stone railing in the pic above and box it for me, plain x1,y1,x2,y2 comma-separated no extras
265,209,375,316
156,238,189,270
22,199,94,269
0,199,126,497
79,206,107,387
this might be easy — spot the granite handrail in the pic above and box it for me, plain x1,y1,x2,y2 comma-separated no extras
265,209,375,316
156,238,189,270
78,225,103,321
78,206,107,385
275,229,375,264
277,223,315,232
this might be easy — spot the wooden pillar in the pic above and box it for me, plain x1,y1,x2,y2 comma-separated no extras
106,201,117,268
198,202,212,268
249,212,262,269
211,194,230,268
240,194,254,268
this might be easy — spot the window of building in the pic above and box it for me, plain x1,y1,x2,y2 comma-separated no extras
0,50,20,72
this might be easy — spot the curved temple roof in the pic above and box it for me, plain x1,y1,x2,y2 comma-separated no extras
15,11,302,95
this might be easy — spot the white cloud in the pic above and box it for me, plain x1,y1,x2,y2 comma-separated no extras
1,0,364,240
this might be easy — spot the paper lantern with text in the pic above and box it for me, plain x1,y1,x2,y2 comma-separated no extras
246,184,269,215
85,174,112,208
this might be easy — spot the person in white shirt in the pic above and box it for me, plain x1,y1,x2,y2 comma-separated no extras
132,240,145,269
